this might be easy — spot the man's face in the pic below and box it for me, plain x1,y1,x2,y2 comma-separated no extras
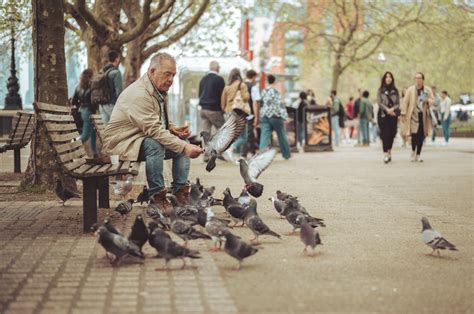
150,60,177,92
415,74,424,88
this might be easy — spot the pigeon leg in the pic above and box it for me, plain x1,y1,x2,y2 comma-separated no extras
437,250,441,257
303,247,307,255
181,258,186,269
240,221,245,227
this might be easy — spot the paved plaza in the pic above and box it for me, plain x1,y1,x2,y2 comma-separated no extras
0,138,473,313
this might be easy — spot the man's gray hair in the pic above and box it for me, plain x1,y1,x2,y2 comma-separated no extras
209,60,219,72
149,52,176,70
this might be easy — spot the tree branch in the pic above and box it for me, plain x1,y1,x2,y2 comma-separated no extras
64,1,87,31
75,0,108,35
117,0,153,45
149,0,176,24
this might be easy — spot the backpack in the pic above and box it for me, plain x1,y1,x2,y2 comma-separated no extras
90,68,114,108
231,82,251,115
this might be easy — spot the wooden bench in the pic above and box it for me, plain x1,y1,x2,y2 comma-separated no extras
0,111,35,173
34,102,141,232
91,114,105,144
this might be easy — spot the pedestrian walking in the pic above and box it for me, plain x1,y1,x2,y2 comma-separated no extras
399,87,409,148
428,85,441,145
307,89,317,106
198,61,226,137
359,90,373,146
400,72,434,162
259,75,291,159
72,69,98,158
296,91,308,147
221,68,250,116
353,89,362,145
440,90,452,146
326,90,342,146
377,71,400,163
97,51,123,124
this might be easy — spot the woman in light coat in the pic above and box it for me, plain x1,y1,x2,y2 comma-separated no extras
221,68,250,115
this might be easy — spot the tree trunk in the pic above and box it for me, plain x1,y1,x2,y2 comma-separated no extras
123,36,146,87
22,0,76,192
331,55,342,91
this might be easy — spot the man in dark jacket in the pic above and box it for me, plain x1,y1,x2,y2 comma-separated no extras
100,50,123,124
198,61,225,136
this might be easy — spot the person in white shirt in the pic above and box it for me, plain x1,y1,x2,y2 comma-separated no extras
440,90,452,146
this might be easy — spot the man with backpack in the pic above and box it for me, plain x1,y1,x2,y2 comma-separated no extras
92,51,123,124
326,90,342,146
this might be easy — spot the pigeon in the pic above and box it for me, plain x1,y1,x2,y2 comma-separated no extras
244,200,281,244
276,190,292,201
201,111,248,172
299,219,322,256
128,214,148,252
223,188,248,226
146,203,170,229
284,197,325,227
136,186,149,205
219,229,259,270
104,218,122,235
421,217,458,256
238,189,251,206
114,199,134,219
169,209,211,245
95,226,144,265
54,179,80,205
149,228,201,270
167,195,198,224
111,175,134,200
239,148,277,197
205,208,230,251
202,186,216,199
269,196,286,218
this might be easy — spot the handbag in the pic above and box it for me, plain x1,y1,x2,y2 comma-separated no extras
231,82,251,115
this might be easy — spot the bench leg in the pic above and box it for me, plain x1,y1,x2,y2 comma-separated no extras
98,177,110,209
82,178,98,232
14,148,21,173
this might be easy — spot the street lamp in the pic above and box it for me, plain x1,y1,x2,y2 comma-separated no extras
4,9,22,111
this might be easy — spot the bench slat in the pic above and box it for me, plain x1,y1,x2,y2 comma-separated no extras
58,148,86,163
63,158,87,173
74,164,95,175
56,140,83,154
39,113,74,122
119,161,131,173
44,122,78,132
95,164,112,175
35,102,71,113
84,165,102,176
130,162,141,175
50,132,80,142
108,161,121,173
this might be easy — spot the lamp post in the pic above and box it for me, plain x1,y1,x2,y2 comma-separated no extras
4,11,22,111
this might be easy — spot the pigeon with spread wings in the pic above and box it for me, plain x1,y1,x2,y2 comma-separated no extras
239,148,277,197
201,111,248,172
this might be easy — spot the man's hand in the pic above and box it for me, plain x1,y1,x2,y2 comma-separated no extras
171,125,191,139
387,108,396,117
183,143,203,158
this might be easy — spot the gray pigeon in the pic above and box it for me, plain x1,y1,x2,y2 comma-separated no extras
111,175,134,200
276,190,292,201
205,208,229,251
244,200,281,244
115,199,134,219
146,203,170,229
201,111,248,172
169,209,211,245
268,196,286,218
104,218,122,235
299,219,322,256
136,186,149,205
219,229,259,270
238,189,251,206
421,217,458,256
128,214,148,252
55,179,80,205
239,148,277,197
223,188,248,226
149,228,201,270
95,226,144,265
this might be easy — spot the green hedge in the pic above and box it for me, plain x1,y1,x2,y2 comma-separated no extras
450,120,474,132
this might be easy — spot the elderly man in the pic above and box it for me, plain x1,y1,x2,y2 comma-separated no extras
103,52,203,210
400,72,434,162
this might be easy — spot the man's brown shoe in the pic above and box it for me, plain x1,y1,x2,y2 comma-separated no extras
173,185,191,205
151,189,172,212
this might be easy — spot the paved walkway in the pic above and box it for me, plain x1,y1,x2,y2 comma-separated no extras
0,137,473,313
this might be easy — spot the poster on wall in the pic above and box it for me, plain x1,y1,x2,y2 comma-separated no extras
304,106,333,152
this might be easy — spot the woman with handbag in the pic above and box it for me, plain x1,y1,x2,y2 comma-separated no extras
377,71,400,163
221,68,250,117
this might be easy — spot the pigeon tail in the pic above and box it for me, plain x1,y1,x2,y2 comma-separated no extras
206,154,217,172
266,229,281,239
246,182,263,198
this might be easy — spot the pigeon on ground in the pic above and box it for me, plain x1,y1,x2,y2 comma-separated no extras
285,197,325,227
128,214,148,252
276,190,293,201
205,208,230,251
268,196,286,218
421,217,458,256
223,188,248,227
95,226,144,265
136,186,149,205
104,218,122,235
238,189,251,206
114,199,134,219
201,111,248,172
149,228,201,270
299,218,322,256
55,179,80,205
219,229,259,270
169,209,211,246
111,175,134,200
146,203,170,229
239,148,277,197
244,200,281,244
167,195,198,224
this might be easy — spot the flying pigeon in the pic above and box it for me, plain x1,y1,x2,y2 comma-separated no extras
111,175,134,200
239,148,277,197
205,208,230,251
421,217,458,256
299,219,322,256
128,214,148,252
136,186,149,205
219,229,259,270
201,111,248,172
114,199,134,219
55,179,80,205
244,200,281,244
149,228,201,270
268,196,286,218
95,226,144,265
